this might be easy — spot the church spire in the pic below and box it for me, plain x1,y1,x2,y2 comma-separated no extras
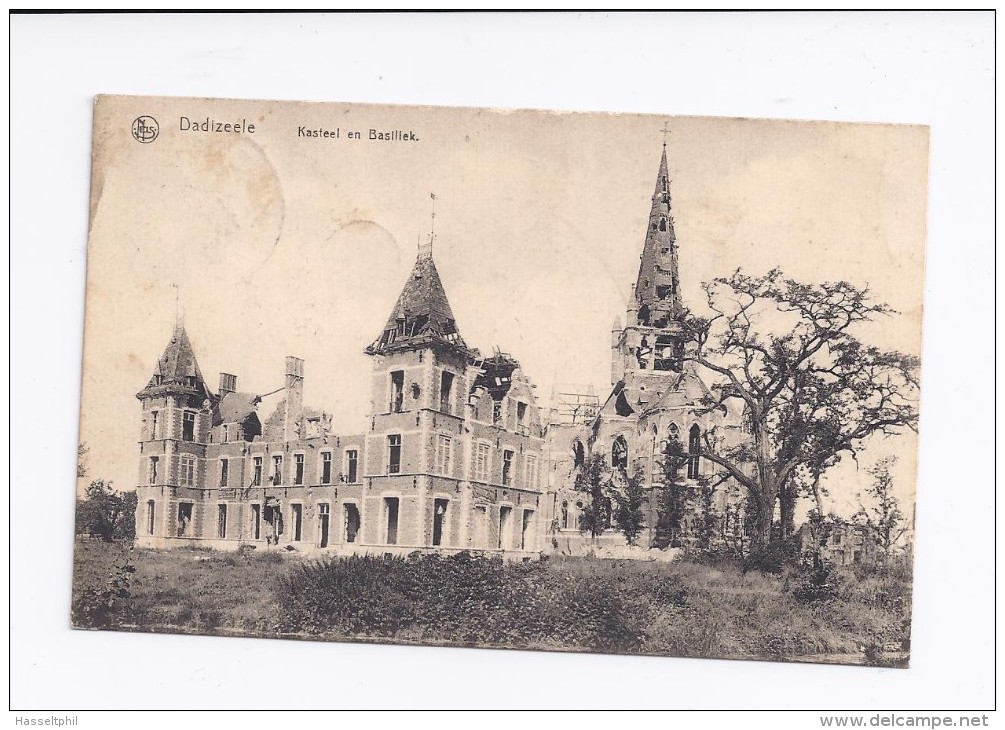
634,144,683,327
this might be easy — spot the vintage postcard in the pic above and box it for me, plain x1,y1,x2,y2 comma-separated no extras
74,95,927,666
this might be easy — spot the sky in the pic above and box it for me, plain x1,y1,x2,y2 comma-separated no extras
79,96,928,516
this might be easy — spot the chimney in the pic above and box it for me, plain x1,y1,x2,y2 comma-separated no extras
283,356,305,442
219,373,237,397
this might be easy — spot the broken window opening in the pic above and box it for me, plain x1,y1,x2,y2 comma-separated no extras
502,450,514,486
492,401,502,425
516,401,528,426
654,336,682,372
656,284,672,300
219,458,229,488
390,370,405,413
344,503,360,544
384,497,399,545
439,371,454,414
294,453,305,485
217,504,227,539
291,503,303,542
687,424,701,479
150,411,159,440
659,217,667,231
346,449,359,483
182,411,196,442
432,498,449,546
321,451,332,484
146,500,156,535
572,440,585,468
560,501,570,530
177,502,193,537
252,456,263,487
473,506,489,548
149,456,159,484
318,503,330,548
272,454,283,485
387,435,402,474
612,436,629,472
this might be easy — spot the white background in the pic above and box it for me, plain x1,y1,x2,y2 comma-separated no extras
9,11,996,711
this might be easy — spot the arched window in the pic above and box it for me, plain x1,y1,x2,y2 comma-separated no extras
560,500,569,530
659,217,667,232
612,435,628,472
572,440,585,468
687,424,701,479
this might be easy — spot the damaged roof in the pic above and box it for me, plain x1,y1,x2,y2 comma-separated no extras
367,249,468,354
472,352,520,401
214,391,261,426
138,323,214,400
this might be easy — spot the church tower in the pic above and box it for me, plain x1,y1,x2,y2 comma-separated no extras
611,144,690,384
135,322,216,545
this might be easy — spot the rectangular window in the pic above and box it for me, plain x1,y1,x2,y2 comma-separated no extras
294,453,305,485
475,442,490,482
146,500,155,535
217,504,227,538
390,370,404,412
291,504,303,542
388,435,401,474
525,454,538,489
346,449,358,483
439,371,454,414
149,456,159,484
251,504,261,540
219,459,229,488
502,450,514,486
252,456,263,487
492,401,502,425
150,411,159,440
436,435,452,476
272,455,283,485
222,424,229,443
321,452,332,484
517,401,527,424
179,455,195,486
182,411,196,442
318,503,330,548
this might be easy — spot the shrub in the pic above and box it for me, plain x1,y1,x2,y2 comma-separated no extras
71,555,136,628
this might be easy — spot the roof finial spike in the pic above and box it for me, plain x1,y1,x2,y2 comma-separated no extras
418,192,436,260
172,283,184,330
661,120,670,149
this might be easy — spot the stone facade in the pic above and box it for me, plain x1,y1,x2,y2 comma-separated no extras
134,145,751,557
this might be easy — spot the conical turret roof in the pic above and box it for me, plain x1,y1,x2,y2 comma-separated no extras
138,323,214,400
367,246,468,355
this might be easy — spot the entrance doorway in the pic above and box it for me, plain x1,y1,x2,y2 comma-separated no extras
177,502,193,537
318,503,330,548
432,498,448,546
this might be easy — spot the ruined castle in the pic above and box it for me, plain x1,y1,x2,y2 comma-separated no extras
133,145,748,556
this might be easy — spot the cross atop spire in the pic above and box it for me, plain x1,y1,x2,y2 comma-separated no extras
661,120,671,149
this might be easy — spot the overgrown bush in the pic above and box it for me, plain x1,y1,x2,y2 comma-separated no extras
71,554,136,628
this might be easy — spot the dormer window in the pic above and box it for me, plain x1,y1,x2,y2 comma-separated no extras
185,376,197,389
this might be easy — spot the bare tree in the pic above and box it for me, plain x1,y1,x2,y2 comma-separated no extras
685,269,919,550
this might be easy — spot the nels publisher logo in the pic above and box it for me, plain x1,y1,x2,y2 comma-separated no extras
131,115,160,144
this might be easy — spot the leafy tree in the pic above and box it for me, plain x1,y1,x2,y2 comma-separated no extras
574,452,611,540
685,269,920,550
75,480,137,541
653,438,689,548
77,442,89,478
611,466,647,546
856,457,909,560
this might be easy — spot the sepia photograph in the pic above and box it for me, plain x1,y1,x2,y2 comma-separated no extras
11,10,994,718
73,95,926,667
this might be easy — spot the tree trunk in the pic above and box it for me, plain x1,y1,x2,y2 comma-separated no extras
779,485,797,539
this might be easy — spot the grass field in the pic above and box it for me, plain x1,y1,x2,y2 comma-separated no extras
71,539,911,666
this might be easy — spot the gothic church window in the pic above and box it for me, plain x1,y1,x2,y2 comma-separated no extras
612,436,628,472
687,424,701,479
